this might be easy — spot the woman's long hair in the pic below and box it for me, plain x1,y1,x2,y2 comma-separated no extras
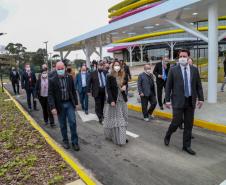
110,61,125,87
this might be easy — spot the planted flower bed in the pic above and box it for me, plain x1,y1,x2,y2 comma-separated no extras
0,91,79,185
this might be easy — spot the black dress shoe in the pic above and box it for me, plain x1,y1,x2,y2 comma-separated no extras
72,144,80,151
160,106,164,110
99,118,103,125
191,135,195,139
182,147,196,155
164,136,170,146
62,142,70,149
126,139,129,143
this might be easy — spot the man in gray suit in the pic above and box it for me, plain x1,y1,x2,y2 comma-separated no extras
138,64,157,122
164,49,204,155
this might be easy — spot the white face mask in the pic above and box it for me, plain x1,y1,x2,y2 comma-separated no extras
114,66,121,72
178,58,188,66
146,69,152,74
42,73,48,78
26,67,31,72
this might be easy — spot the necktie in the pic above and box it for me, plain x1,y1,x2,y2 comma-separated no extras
184,67,189,97
162,67,167,81
99,72,104,87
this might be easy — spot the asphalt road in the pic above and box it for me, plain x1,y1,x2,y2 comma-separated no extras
4,84,226,185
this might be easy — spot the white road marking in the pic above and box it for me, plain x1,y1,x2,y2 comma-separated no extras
3,82,7,85
126,131,139,138
77,111,139,138
77,111,99,122
220,180,226,185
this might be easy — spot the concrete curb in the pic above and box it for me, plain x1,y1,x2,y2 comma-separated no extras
4,88,98,185
128,103,226,135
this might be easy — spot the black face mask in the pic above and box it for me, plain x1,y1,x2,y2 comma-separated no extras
67,68,72,73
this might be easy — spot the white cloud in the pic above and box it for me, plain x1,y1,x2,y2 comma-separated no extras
0,0,122,60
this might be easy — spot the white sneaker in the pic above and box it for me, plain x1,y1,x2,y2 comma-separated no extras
144,118,149,122
150,115,155,119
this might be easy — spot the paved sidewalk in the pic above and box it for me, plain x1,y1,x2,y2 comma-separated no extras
128,82,226,125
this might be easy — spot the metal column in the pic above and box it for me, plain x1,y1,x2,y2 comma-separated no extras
170,42,176,61
85,53,91,68
208,2,218,103
127,46,135,67
139,45,144,63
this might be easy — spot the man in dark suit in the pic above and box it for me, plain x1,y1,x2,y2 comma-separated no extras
21,64,38,111
153,57,170,110
10,67,20,95
164,49,204,155
138,64,157,122
88,62,107,124
48,61,80,151
75,65,90,114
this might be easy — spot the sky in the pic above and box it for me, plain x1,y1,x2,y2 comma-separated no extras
0,0,122,60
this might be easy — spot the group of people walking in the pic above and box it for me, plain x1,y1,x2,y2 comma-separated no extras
10,48,205,155
10,59,131,150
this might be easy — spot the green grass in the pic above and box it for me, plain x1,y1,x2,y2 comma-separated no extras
201,67,224,83
0,91,78,184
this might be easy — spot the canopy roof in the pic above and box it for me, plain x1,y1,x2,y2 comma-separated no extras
53,0,226,52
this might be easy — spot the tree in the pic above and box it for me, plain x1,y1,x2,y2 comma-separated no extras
5,43,16,55
5,43,27,66
31,48,46,66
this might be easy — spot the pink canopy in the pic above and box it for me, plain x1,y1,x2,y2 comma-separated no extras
107,45,138,52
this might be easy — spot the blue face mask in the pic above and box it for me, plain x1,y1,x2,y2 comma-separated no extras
57,69,65,76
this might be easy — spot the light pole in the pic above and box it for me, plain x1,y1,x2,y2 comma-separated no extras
43,41,48,63
192,13,199,71
49,52,53,70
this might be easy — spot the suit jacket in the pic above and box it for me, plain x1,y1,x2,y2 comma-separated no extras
35,75,42,98
137,72,156,97
106,74,128,104
74,72,90,93
153,62,170,84
21,71,37,90
48,74,78,114
165,65,204,109
10,70,20,83
87,70,107,98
